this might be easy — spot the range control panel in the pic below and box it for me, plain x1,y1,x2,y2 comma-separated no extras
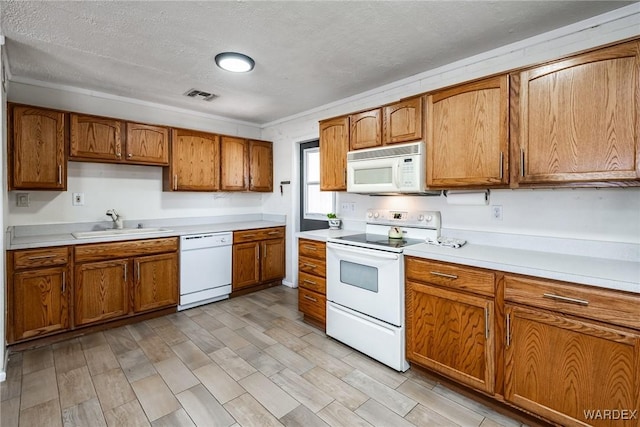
366,209,441,230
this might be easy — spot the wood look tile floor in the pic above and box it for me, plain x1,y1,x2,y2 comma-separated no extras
1,286,528,427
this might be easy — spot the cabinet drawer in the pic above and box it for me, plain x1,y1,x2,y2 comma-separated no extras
234,227,284,243
298,255,326,278
298,239,326,260
298,271,326,294
13,247,69,269
75,237,178,263
406,257,495,297
298,288,326,323
505,275,640,330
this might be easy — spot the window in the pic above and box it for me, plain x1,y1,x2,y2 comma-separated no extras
300,141,335,231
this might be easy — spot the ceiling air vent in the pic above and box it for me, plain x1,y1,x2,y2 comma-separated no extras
183,88,218,102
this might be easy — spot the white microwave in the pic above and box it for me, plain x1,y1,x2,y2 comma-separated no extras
346,141,433,194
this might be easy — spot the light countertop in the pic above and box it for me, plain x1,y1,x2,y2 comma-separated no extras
296,228,640,294
8,219,286,250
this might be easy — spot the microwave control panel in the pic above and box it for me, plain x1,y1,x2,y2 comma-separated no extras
399,158,416,186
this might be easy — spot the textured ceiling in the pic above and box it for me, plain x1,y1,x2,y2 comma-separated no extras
0,1,635,125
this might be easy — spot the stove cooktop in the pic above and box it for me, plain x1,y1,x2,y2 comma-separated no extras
331,233,425,250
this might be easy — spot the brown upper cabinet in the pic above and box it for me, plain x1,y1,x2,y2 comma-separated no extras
9,104,67,191
70,113,169,166
70,113,124,161
349,108,382,150
221,136,249,191
426,75,509,188
511,40,640,186
319,116,349,191
125,122,170,165
383,96,423,144
249,140,273,192
164,128,220,191
220,137,273,192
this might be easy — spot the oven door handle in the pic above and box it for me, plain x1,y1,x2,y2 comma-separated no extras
327,243,399,261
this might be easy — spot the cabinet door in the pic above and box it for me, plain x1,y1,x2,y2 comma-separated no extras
166,129,220,191
383,97,423,144
249,140,273,192
319,116,349,191
427,75,509,187
350,109,382,150
10,105,66,190
220,136,249,191
75,259,129,326
505,305,640,427
232,242,260,290
70,113,123,161
261,238,285,282
133,253,178,313
13,267,69,341
406,281,495,394
126,122,169,165
513,41,640,185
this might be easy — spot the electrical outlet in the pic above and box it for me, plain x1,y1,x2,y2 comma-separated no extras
340,202,355,214
72,193,85,206
16,193,30,207
492,205,503,221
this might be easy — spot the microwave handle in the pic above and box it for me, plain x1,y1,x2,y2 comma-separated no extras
394,162,400,187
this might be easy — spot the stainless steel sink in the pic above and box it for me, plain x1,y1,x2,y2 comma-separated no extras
72,228,172,239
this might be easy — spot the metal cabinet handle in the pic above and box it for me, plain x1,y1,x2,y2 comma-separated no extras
58,165,62,185
173,174,178,190
127,153,133,158
116,151,122,158
28,254,56,260
136,261,140,282
303,295,317,302
243,234,257,238
499,152,504,180
124,263,128,281
303,263,317,269
430,271,458,280
506,313,511,347
303,245,317,251
520,149,525,177
268,231,280,235
62,271,66,293
256,244,260,260
543,293,589,306
303,279,317,286
485,307,490,340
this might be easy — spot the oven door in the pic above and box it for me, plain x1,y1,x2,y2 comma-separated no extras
326,242,403,326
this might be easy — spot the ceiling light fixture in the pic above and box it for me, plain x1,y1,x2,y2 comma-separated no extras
215,52,255,73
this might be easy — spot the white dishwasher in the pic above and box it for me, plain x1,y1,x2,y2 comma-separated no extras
179,232,232,311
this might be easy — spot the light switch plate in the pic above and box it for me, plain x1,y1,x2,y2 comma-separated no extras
16,193,30,207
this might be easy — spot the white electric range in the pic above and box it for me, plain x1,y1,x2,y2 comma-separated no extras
325,209,441,372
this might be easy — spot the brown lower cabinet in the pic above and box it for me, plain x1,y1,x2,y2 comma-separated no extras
406,257,496,394
504,274,640,427
297,238,326,329
7,246,72,342
74,237,179,327
7,237,178,345
232,227,285,293
406,256,640,427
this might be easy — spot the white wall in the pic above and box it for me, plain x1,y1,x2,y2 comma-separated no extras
6,82,268,226
261,5,640,285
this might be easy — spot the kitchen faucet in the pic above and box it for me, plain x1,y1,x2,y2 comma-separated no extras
106,209,124,229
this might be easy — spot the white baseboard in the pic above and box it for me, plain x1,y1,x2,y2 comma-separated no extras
281,280,295,288
0,350,7,382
